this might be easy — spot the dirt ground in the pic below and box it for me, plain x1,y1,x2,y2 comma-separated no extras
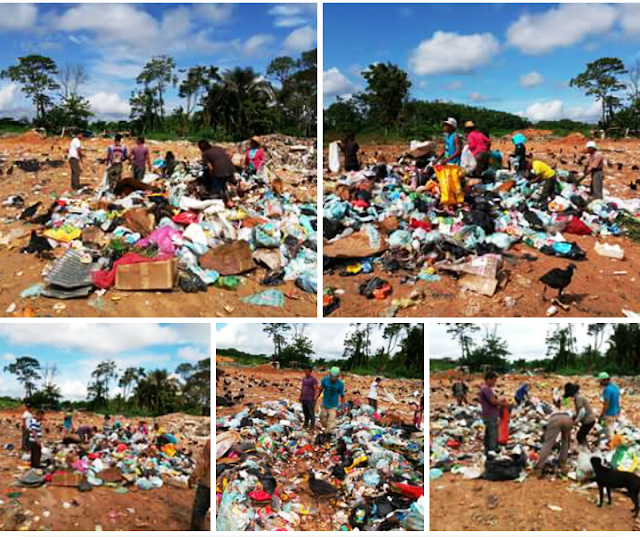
323,132,640,318
216,362,424,531
0,131,316,318
0,408,210,531
430,370,640,531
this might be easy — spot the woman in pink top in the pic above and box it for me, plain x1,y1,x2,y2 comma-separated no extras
464,121,491,177
245,136,265,173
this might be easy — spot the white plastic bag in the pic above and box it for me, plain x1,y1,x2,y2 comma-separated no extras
461,145,477,174
329,141,341,173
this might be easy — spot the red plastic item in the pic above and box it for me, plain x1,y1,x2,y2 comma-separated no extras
410,218,432,231
373,283,392,300
248,490,272,502
564,216,592,236
173,211,199,225
296,443,313,455
498,407,510,445
394,483,424,499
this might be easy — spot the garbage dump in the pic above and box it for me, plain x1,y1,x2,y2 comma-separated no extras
429,371,640,531
216,364,424,531
323,132,640,318
0,410,210,531
0,132,317,317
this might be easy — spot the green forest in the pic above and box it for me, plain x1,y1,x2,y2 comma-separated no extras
219,323,424,379
0,49,317,141
435,323,640,376
324,56,640,143
3,356,210,417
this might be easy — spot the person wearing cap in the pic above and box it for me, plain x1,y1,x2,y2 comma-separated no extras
245,136,265,174
598,372,620,440
564,382,596,448
583,141,604,200
464,121,491,176
438,118,462,165
317,367,346,433
510,133,528,174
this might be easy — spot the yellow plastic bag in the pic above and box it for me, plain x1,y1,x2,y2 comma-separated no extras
435,165,464,205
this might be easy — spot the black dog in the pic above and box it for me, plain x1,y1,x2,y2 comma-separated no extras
591,457,640,517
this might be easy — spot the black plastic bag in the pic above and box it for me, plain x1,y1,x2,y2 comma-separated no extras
178,270,208,293
483,453,527,481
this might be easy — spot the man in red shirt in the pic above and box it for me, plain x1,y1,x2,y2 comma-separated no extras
464,121,491,177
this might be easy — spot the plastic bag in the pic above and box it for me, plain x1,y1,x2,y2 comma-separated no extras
435,165,464,205
460,145,477,175
484,453,526,481
404,496,424,531
241,289,285,308
329,141,341,173
498,407,510,445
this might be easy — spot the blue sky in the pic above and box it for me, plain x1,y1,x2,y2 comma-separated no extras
0,323,211,400
323,3,640,122
430,323,612,361
0,3,317,120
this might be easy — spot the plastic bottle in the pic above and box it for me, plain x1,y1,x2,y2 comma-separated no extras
215,276,243,290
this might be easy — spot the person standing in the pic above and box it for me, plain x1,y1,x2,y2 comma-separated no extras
198,140,236,206
583,141,605,200
130,136,151,181
317,367,346,433
106,134,128,187
510,133,528,174
245,136,265,174
300,365,319,429
28,410,44,469
479,372,501,456
341,132,361,172
464,121,491,176
564,383,596,448
452,378,469,406
189,438,211,531
21,402,32,453
438,118,462,165
63,410,74,436
68,131,84,190
598,372,620,441
368,377,382,411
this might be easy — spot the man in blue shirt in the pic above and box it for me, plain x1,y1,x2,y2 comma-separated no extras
317,367,345,433
598,372,620,440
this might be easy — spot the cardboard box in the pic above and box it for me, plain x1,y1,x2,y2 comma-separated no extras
115,258,177,290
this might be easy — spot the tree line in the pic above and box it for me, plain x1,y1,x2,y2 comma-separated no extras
444,323,640,376
0,50,317,140
262,323,424,379
3,356,210,416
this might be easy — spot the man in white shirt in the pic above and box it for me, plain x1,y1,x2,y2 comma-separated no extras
68,131,84,190
368,377,382,411
21,402,32,453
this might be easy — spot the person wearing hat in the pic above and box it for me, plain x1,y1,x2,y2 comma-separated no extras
564,382,596,448
245,136,265,174
583,141,604,200
598,372,620,441
464,121,491,176
317,366,346,433
510,133,528,174
437,118,462,165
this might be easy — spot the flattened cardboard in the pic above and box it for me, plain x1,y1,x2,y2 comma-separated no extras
115,258,177,290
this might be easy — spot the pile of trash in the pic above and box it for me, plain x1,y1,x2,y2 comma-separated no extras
216,400,424,531
323,156,640,316
430,399,640,484
16,424,199,493
2,142,317,312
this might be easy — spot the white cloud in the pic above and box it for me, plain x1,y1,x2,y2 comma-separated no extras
409,31,500,76
0,83,19,112
283,25,316,53
323,67,356,97
0,4,38,30
242,34,276,57
417,81,428,90
3,352,15,363
520,71,545,88
57,379,89,401
178,346,209,362
507,4,617,55
519,99,601,122
93,60,143,80
444,80,464,91
194,4,234,24
269,4,316,28
88,92,130,118
470,91,492,103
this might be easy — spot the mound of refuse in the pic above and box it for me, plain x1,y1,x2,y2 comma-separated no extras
216,400,424,531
